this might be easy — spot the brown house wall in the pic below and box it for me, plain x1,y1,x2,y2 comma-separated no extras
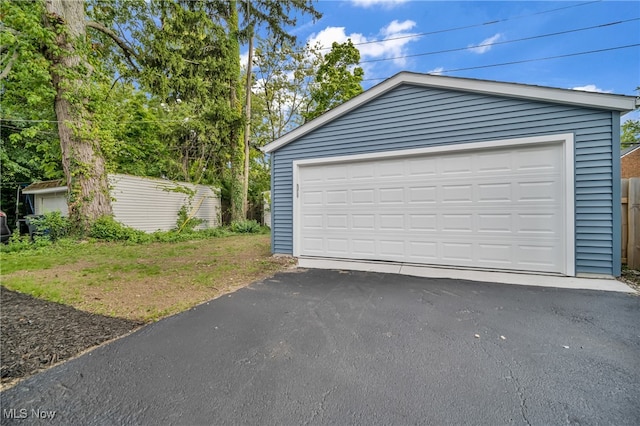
621,148,640,178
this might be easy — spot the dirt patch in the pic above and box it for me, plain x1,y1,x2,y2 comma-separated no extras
619,267,640,293
1,287,143,389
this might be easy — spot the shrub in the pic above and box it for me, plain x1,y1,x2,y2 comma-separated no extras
1,233,52,253
176,204,205,233
89,216,149,243
230,219,262,234
29,211,70,241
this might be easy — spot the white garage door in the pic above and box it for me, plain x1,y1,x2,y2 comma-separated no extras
295,137,573,275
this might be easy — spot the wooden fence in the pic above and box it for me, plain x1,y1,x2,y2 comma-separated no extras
622,178,640,269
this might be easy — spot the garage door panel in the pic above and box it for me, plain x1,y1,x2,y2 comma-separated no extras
352,239,376,256
297,142,567,274
327,214,348,229
442,184,473,203
478,243,513,264
326,190,348,205
517,213,557,234
409,186,437,203
477,183,512,202
379,187,404,203
442,242,473,261
478,214,512,232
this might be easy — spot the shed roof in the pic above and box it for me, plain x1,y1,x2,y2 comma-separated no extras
22,179,67,195
262,72,638,154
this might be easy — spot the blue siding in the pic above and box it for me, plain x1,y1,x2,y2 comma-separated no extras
271,84,618,275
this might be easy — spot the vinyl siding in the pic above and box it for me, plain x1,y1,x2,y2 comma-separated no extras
271,84,619,275
108,174,221,232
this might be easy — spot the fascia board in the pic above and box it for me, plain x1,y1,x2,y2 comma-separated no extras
262,71,638,154
22,186,68,195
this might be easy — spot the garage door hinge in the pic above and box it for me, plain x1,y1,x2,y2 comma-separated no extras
296,184,299,198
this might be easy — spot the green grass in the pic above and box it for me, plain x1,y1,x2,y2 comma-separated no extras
0,233,289,322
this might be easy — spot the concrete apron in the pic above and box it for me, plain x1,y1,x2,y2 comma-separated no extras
297,258,637,293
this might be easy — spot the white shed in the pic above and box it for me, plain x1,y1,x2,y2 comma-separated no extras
22,174,221,232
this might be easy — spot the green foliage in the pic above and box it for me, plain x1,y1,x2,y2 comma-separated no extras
89,216,148,242
1,0,325,230
29,211,70,241
230,219,262,234
622,118,639,149
304,39,364,122
176,204,206,233
1,234,52,253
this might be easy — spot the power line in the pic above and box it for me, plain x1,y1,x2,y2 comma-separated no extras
4,43,637,127
358,18,640,65
362,44,640,82
311,0,603,51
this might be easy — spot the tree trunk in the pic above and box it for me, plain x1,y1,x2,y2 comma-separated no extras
44,0,112,234
242,30,254,217
227,0,244,222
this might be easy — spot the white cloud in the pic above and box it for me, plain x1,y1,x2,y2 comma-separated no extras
240,51,250,70
571,84,612,93
351,0,409,9
382,19,416,36
427,67,444,76
468,33,502,54
307,20,419,66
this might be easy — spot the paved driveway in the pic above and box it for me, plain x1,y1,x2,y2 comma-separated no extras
2,269,639,425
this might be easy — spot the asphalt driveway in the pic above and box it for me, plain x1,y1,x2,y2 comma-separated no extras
2,269,639,425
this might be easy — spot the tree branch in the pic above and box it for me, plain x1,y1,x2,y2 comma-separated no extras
86,20,139,73
0,50,19,80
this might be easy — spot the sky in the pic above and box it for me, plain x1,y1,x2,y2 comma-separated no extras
249,0,640,121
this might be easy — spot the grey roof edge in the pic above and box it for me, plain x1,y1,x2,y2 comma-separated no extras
262,71,638,154
621,143,640,157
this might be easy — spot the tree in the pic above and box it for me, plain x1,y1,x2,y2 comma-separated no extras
252,37,317,143
1,0,143,234
1,0,61,191
236,1,321,217
622,119,639,149
42,0,115,233
304,39,364,122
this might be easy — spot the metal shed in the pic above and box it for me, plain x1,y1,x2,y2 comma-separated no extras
22,174,221,232
262,72,638,278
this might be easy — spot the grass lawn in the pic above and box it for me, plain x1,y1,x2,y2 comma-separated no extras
0,234,293,322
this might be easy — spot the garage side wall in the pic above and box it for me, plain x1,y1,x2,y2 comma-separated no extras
271,84,618,275
108,174,221,232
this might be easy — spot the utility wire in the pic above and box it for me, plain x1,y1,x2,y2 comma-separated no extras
311,0,603,51
359,18,640,65
4,42,638,126
362,44,640,82
252,17,638,74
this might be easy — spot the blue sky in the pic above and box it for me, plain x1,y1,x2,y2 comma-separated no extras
260,0,639,120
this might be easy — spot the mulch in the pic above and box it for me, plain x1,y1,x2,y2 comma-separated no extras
0,287,143,388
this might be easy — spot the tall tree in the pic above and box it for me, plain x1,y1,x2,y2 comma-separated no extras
304,39,364,122
42,0,114,233
2,0,145,234
252,37,317,143
203,0,321,219
237,0,321,217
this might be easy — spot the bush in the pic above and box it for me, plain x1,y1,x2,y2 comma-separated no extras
89,216,149,243
29,211,70,241
176,204,205,233
230,219,262,234
1,233,52,253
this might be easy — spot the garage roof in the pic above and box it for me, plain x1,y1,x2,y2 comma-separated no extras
262,71,638,154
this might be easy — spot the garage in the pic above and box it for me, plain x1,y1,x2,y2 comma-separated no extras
263,72,637,278
295,135,573,274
